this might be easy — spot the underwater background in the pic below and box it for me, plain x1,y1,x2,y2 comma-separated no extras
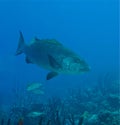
0,0,119,125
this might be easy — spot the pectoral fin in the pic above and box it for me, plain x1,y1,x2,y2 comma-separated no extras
48,55,61,69
47,72,58,80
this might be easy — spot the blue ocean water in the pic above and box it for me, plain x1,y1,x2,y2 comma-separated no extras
0,0,119,124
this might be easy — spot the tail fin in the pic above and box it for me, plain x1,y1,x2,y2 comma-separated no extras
15,31,26,56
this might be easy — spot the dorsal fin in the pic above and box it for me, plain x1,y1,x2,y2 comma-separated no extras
45,39,62,46
35,38,62,45
29,37,41,44
30,37,63,46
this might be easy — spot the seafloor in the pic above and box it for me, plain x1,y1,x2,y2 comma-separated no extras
0,73,120,125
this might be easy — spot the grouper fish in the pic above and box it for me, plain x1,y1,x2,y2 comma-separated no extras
15,31,90,80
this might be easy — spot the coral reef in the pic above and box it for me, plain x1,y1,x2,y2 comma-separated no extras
0,73,119,125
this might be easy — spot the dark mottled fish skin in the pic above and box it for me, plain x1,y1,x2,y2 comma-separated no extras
15,31,90,80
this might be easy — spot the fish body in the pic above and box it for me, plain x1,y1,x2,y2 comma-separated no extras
15,31,90,80
26,82,44,95
32,89,44,95
27,83,42,91
27,111,44,118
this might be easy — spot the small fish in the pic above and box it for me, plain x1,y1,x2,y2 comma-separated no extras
27,83,42,91
15,31,90,80
32,89,44,95
27,111,44,118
